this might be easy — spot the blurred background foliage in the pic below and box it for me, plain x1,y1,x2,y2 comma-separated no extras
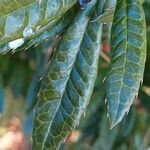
0,0,150,150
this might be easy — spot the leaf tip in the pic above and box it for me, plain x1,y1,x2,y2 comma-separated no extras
109,106,131,129
109,117,121,130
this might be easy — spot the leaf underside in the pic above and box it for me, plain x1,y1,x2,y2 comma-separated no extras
106,0,146,128
0,0,77,52
32,0,103,149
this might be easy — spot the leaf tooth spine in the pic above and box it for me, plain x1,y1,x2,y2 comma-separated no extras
140,80,143,86
102,77,106,83
37,92,40,98
83,112,86,117
63,137,67,143
134,94,138,100
107,113,109,119
126,108,130,115
105,98,107,104
76,121,79,126
39,77,43,81
11,50,16,54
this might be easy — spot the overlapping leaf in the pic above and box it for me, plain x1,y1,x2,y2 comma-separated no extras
106,0,147,127
32,0,103,149
0,0,77,52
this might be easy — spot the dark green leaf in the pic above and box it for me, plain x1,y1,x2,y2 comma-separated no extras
32,0,103,149
106,0,147,128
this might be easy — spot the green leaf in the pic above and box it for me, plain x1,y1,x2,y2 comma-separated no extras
18,4,79,52
32,0,103,149
91,8,115,24
106,0,147,128
0,0,77,52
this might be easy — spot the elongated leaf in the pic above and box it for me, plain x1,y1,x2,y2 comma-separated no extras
106,0,147,128
0,0,77,52
32,0,103,149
